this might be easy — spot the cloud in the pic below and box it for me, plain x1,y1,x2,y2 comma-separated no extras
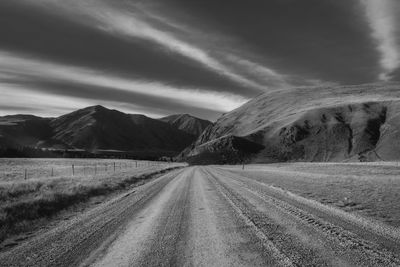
20,0,290,91
2,0,393,120
360,0,400,81
221,54,289,88
0,0,264,98
100,11,268,91
0,85,94,117
0,51,248,118
158,0,382,84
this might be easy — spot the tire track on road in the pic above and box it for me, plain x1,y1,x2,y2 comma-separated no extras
135,168,193,266
201,168,296,267
0,168,185,267
208,167,400,266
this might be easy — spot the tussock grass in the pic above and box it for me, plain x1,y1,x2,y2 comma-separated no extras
0,163,183,243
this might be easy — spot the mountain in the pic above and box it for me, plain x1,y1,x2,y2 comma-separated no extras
0,115,52,148
159,114,212,137
0,105,195,157
182,82,400,164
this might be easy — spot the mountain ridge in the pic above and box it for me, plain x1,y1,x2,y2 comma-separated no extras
0,105,198,158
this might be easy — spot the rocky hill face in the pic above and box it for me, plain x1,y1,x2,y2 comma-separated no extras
183,82,400,163
0,106,195,157
159,114,212,137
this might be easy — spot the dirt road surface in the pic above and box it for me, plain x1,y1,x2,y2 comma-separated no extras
1,166,400,266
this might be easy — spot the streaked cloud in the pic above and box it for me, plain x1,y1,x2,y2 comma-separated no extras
23,0,283,91
0,85,95,117
360,0,400,81
0,52,248,118
1,0,399,119
99,12,269,90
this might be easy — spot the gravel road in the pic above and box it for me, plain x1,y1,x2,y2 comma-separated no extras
1,166,400,266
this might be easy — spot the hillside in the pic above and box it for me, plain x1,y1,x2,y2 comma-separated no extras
0,115,52,148
183,82,400,163
159,114,212,137
0,106,195,157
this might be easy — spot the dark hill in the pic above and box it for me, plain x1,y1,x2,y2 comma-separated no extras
0,105,195,157
0,115,52,148
50,105,194,152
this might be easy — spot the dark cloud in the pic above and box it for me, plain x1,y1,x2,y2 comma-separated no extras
0,0,398,120
0,1,256,97
161,0,382,84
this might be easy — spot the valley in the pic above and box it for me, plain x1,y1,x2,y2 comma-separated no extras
1,164,400,266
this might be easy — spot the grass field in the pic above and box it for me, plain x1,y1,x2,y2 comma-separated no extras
0,158,184,244
223,162,400,228
0,158,162,182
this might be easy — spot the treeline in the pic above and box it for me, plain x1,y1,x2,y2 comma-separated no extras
0,146,61,158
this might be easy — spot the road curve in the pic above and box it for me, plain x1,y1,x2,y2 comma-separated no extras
1,166,400,266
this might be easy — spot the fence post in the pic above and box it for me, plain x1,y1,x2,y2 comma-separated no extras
95,164,97,175
51,167,54,177
72,164,75,176
24,169,27,180
114,162,115,172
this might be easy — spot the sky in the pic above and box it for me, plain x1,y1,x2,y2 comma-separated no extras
0,0,400,120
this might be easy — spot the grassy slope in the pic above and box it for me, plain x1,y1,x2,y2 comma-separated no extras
188,82,400,162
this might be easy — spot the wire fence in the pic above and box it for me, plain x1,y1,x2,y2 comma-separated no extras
0,159,173,182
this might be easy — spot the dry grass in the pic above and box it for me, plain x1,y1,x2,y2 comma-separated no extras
222,162,400,227
0,158,184,243
0,158,156,182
